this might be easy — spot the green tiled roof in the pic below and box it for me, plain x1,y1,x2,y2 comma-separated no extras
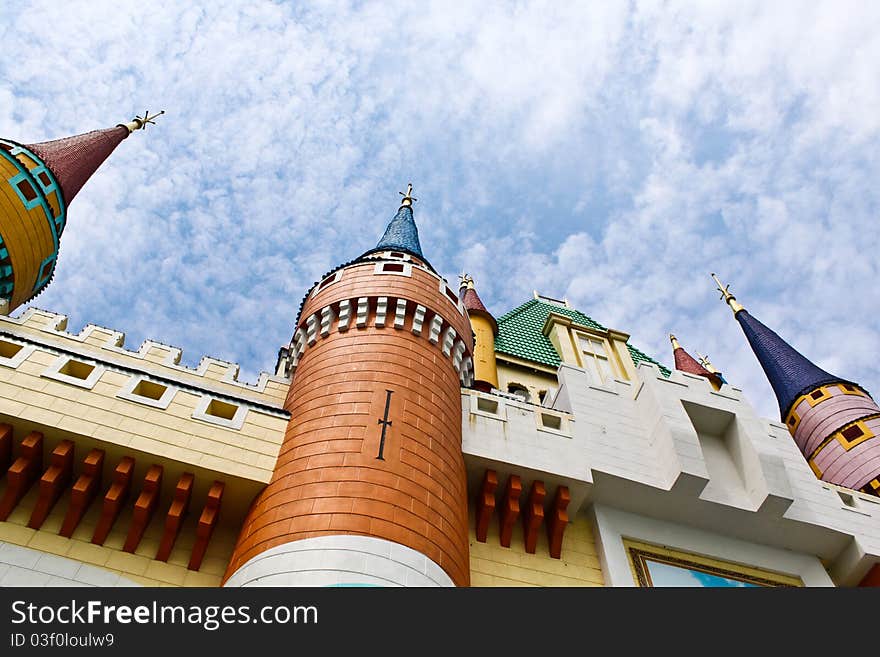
494,298,670,376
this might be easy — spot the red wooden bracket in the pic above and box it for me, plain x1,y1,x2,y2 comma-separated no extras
0,423,12,476
92,456,135,546
60,449,105,538
475,469,497,543
499,474,521,548
188,481,224,571
523,480,546,554
28,439,75,529
860,564,880,587
547,486,571,559
155,472,194,562
0,431,43,521
123,464,164,553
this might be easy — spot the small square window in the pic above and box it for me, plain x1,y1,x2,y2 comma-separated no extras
316,271,341,292
206,399,238,420
193,395,248,429
469,393,507,421
58,359,95,380
0,338,33,369
811,390,824,400
374,261,412,277
116,375,176,409
42,355,104,389
838,491,856,508
17,179,37,202
0,340,23,359
535,409,572,437
133,380,168,401
540,413,562,431
37,172,51,187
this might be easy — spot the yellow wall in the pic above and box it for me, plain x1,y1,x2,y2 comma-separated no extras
0,308,288,487
468,503,604,586
0,306,292,586
469,312,498,389
496,358,558,404
0,348,284,488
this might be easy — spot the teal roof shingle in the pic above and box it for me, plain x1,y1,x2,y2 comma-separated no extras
494,298,670,376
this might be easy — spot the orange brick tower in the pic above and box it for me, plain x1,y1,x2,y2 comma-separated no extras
224,186,475,586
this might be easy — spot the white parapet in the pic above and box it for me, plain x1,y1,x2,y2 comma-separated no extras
223,535,455,587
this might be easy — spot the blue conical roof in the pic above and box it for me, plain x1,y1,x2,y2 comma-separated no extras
736,310,851,417
362,205,425,261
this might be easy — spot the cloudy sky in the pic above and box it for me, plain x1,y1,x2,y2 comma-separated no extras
1,1,878,419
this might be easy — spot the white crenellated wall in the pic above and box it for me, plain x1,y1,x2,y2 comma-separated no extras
460,359,880,585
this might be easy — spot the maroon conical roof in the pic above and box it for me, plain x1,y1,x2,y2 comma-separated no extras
26,126,129,206
672,338,723,388
674,346,712,377
462,286,488,313
460,277,498,335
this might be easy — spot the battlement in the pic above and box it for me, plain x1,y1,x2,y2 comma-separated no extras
0,308,290,405
463,359,880,584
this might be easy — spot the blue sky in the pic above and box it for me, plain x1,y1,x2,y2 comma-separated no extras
1,1,878,419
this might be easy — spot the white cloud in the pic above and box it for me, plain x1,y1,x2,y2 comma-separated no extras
0,0,877,420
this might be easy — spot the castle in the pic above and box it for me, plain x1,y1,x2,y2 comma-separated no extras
0,116,877,587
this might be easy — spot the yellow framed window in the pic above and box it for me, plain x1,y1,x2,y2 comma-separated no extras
624,539,802,587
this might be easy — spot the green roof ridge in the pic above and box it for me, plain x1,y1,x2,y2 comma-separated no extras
494,298,670,376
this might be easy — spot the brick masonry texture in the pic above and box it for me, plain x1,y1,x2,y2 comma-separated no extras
226,262,474,586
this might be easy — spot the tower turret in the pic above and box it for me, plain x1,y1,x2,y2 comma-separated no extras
670,334,723,390
225,185,475,586
460,274,498,392
713,274,880,496
0,111,162,313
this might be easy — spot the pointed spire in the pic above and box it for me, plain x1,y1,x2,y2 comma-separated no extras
735,310,849,416
362,183,426,262
670,334,722,389
461,274,499,392
712,275,857,416
460,274,497,335
711,273,745,315
25,110,163,206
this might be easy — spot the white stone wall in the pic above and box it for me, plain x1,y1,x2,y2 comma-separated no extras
0,541,141,587
460,360,880,585
223,536,453,587
590,505,833,587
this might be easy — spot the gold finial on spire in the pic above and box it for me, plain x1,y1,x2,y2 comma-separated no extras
118,109,165,134
458,271,468,289
711,273,745,314
669,334,682,351
399,183,417,208
696,352,720,374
